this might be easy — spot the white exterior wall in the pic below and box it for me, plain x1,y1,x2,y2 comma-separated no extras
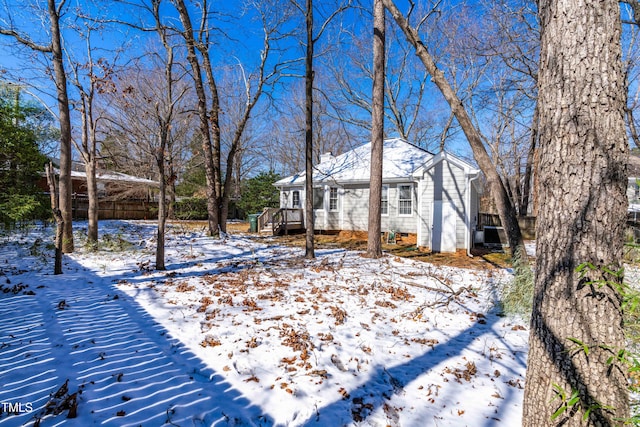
341,184,369,230
303,183,419,233
418,173,433,248
280,186,304,209
418,160,468,250
384,183,418,234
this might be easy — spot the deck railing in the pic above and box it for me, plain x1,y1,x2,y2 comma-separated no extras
257,208,280,232
258,208,303,235
272,208,303,235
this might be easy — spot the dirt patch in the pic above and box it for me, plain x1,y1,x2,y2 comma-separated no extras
385,247,511,270
268,227,509,270
175,220,512,270
169,220,251,234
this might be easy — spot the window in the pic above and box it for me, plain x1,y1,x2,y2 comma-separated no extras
329,187,339,211
313,188,324,210
292,191,300,208
398,184,412,215
381,185,388,215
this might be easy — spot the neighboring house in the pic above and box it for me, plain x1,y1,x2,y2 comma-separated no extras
273,138,481,253
40,159,160,220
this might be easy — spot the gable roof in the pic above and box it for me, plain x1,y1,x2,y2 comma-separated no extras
413,151,480,177
275,138,434,186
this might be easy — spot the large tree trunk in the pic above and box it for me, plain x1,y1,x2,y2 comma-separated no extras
304,0,315,259
367,0,385,259
383,0,524,255
173,0,218,237
198,50,223,233
48,0,73,253
522,0,629,425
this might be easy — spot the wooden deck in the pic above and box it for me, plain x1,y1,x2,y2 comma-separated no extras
258,208,304,235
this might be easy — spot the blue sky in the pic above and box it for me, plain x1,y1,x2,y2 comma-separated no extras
0,0,544,163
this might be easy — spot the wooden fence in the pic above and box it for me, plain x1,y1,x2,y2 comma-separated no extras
72,197,158,220
479,213,536,240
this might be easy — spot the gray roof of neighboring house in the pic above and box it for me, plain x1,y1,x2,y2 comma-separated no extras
47,157,159,186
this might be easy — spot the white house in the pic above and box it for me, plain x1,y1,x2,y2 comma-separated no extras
273,138,482,253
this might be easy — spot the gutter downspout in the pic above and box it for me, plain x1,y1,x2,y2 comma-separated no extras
466,172,480,257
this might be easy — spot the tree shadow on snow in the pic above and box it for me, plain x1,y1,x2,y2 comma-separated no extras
299,307,526,427
0,255,274,427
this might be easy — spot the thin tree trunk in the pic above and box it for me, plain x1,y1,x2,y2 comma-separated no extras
77,87,99,246
48,0,73,253
627,107,640,149
383,0,524,256
156,148,166,271
304,0,315,259
367,0,385,258
46,162,63,275
523,0,629,425
167,156,176,220
85,158,98,244
520,102,538,216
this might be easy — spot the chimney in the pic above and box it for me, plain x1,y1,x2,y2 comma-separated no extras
320,152,334,163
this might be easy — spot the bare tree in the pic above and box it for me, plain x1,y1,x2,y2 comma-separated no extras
523,0,629,424
217,1,292,231
0,0,74,254
171,0,219,236
150,0,187,270
45,162,63,274
382,0,525,255
323,4,444,149
366,0,384,258
101,53,190,270
472,0,539,216
67,21,117,246
264,78,356,177
302,0,316,258
289,0,351,259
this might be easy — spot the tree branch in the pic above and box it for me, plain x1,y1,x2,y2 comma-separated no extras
0,28,52,52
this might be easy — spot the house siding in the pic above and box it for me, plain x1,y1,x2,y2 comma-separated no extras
385,183,418,234
341,184,369,230
629,178,639,204
314,183,418,233
419,161,468,250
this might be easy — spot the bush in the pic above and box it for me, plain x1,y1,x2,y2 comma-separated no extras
0,193,50,227
498,248,534,318
237,171,281,215
174,197,208,220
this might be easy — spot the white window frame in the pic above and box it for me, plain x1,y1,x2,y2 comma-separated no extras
398,184,413,216
313,187,324,210
329,187,339,212
292,190,301,208
381,185,389,216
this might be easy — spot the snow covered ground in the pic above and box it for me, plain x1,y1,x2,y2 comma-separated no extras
0,221,528,426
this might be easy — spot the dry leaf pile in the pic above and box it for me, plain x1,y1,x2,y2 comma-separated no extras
114,238,528,426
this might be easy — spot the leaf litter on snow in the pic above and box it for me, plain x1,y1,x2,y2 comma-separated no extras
3,221,528,426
